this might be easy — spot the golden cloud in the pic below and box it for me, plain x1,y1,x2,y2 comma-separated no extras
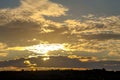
0,53,8,57
24,60,37,67
108,51,120,56
0,43,7,49
68,55,98,62
0,0,68,27
7,46,26,51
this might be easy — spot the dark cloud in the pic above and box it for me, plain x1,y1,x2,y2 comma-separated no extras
0,19,79,47
0,21,41,47
0,56,120,71
0,50,33,61
80,33,120,40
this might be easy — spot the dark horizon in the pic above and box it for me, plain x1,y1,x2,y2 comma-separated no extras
0,69,120,80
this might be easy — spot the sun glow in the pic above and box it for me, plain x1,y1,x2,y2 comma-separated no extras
42,57,50,61
26,44,65,55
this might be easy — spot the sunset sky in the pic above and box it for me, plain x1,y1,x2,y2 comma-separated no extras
0,0,120,71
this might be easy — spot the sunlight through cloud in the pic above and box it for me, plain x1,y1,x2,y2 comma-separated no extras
25,44,65,55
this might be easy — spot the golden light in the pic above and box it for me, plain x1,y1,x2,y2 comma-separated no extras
25,44,65,55
7,47,26,51
42,57,50,61
24,60,37,66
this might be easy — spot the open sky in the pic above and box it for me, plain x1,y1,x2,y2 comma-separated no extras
0,0,120,70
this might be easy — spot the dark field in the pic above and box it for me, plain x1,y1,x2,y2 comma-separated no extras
0,69,120,80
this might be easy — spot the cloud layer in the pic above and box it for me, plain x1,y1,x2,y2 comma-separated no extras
0,0,120,62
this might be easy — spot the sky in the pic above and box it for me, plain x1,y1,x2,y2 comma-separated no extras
0,0,120,71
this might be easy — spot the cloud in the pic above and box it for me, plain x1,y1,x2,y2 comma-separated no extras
0,66,21,71
108,51,120,57
0,53,8,57
20,0,68,16
65,15,120,36
7,46,26,51
62,15,120,57
0,50,33,61
0,0,120,62
0,0,68,26
79,33,120,40
0,43,7,50
0,21,73,47
0,0,69,47
0,56,120,71
68,55,98,62
0,43,8,58
24,60,37,67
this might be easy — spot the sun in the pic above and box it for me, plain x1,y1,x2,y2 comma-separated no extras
26,44,65,55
